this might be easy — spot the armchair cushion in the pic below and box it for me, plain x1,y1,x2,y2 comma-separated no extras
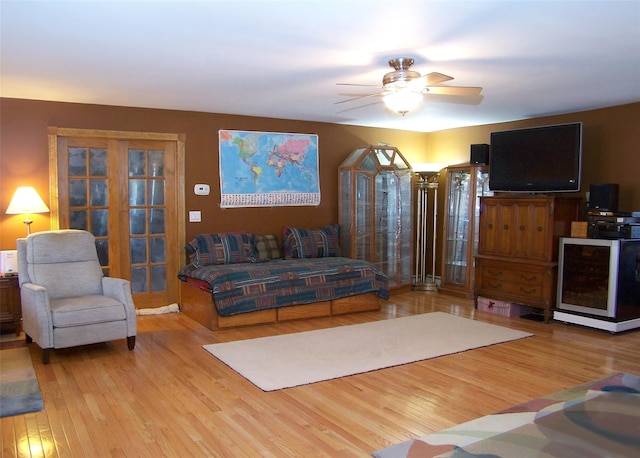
25,230,103,299
50,295,127,328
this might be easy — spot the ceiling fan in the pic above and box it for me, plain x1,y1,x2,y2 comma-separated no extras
336,57,483,115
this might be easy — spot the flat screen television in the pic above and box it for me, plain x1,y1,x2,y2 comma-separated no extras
489,122,583,192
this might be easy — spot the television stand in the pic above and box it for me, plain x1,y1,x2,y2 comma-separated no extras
474,195,581,323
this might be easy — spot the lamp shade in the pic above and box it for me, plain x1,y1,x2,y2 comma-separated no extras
6,187,50,214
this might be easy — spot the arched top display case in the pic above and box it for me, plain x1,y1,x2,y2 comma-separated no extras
338,145,413,290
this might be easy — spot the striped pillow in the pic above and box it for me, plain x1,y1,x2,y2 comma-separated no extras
283,224,340,259
186,233,255,266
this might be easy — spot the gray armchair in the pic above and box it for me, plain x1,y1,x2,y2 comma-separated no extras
17,229,136,364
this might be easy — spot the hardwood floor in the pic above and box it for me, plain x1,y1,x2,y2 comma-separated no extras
3,291,640,457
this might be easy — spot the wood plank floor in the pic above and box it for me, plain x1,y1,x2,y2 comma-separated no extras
3,291,640,457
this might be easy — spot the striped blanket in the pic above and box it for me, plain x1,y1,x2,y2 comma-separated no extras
179,257,389,317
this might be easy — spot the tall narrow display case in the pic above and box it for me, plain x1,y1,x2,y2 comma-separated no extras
338,145,413,290
439,164,491,298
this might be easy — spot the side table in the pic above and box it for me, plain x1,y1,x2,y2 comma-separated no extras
0,274,21,336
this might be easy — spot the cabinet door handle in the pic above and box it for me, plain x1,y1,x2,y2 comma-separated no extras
503,224,509,230
519,225,525,231
488,281,502,289
488,223,493,229
519,287,537,294
537,226,543,232
520,274,537,282
487,269,502,277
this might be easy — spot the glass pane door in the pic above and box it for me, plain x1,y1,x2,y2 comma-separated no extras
62,139,118,277
128,148,168,295
51,130,182,310
121,139,178,309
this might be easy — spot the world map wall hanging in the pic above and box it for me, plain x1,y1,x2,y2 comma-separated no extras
218,130,320,208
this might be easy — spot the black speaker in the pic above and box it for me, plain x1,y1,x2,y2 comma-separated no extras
589,183,619,212
470,144,490,165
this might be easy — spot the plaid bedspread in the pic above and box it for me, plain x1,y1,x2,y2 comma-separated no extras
179,257,389,317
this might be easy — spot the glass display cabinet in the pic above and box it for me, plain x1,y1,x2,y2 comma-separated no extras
439,163,491,298
338,145,413,290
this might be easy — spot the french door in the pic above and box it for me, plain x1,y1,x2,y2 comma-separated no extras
48,128,185,309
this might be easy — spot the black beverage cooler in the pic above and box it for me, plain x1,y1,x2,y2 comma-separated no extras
555,237,640,332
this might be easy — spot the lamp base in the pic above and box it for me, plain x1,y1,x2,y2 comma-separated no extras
412,282,438,292
24,219,33,236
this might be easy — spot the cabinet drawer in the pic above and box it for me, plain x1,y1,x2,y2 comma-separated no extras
476,258,555,304
479,278,544,300
480,265,544,286
479,279,544,301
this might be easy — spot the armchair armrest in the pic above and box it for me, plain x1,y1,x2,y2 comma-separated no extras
20,282,54,348
102,277,137,336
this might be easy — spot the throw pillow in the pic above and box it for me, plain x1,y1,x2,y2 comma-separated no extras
185,232,255,266
283,224,341,259
253,234,282,261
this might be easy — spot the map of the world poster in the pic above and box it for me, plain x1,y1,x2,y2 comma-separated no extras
218,130,320,208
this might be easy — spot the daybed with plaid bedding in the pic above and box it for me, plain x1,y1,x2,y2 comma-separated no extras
178,226,389,329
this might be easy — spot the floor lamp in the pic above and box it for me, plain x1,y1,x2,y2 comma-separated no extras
413,171,439,291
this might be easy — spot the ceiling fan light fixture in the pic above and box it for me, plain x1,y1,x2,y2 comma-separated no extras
336,56,480,114
383,57,421,86
383,89,423,116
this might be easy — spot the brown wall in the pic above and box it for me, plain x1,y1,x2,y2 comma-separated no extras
2,98,639,262
0,98,430,249
426,103,640,273
427,102,640,213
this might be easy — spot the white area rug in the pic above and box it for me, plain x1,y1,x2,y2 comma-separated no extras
203,312,532,391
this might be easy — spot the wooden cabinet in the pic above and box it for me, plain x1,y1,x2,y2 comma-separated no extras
478,198,561,260
0,275,21,335
475,196,580,322
476,259,555,310
439,164,491,298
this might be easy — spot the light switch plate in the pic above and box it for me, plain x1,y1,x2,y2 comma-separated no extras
189,211,201,222
194,184,210,195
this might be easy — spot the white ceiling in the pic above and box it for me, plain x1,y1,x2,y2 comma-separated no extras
2,0,639,133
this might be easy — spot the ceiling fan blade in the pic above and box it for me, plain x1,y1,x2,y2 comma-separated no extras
425,86,483,96
335,92,384,104
406,72,453,90
421,72,454,86
335,99,385,115
336,83,381,87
